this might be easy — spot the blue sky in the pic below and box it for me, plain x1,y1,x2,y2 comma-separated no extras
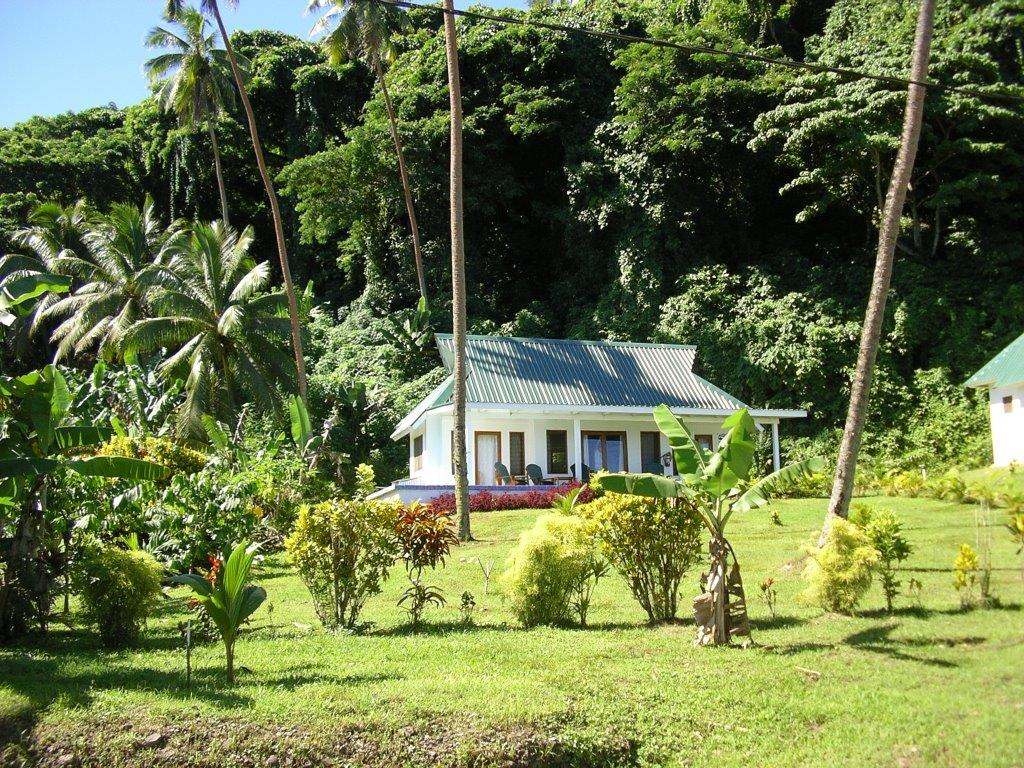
0,0,525,128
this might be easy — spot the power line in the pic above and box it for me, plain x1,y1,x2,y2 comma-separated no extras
374,0,1024,104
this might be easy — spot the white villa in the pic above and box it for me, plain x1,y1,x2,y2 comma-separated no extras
374,335,807,503
968,331,1024,467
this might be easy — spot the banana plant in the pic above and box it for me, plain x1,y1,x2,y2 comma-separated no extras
599,405,822,646
0,364,169,638
172,540,266,684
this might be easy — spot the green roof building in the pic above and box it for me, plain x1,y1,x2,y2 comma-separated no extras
967,332,1024,467
373,335,806,503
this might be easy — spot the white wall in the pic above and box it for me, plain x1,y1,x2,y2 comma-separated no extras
988,385,1024,466
407,409,731,484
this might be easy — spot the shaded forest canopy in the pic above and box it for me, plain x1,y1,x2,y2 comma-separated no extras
3,0,1021,476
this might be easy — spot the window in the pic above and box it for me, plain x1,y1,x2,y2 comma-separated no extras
412,434,424,472
1004,395,1014,414
695,434,714,452
509,432,525,476
640,432,662,471
583,431,628,472
546,430,568,474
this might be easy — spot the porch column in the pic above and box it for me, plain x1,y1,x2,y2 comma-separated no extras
771,420,781,473
573,417,583,480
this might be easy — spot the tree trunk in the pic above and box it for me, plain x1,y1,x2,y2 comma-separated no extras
694,536,750,646
824,0,935,538
373,56,427,306
442,0,471,542
209,0,308,401
225,640,235,684
207,119,230,228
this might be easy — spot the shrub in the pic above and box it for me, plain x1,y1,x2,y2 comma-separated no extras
148,466,262,572
923,471,967,503
853,505,913,612
580,493,702,623
285,499,401,630
76,543,163,648
800,518,879,614
882,470,926,498
953,543,979,608
428,482,595,514
500,513,606,627
97,435,206,479
395,504,459,626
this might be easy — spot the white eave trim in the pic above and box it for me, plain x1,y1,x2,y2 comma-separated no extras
390,401,807,440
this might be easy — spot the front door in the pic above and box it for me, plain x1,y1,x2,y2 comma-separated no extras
582,431,628,473
474,431,501,485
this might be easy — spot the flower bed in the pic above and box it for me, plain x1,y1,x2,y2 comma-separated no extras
428,481,595,513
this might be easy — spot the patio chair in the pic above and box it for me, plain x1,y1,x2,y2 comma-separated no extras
493,462,512,485
570,463,592,482
525,464,544,485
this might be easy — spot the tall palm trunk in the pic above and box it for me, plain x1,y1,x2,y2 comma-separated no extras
209,0,308,401
207,119,230,228
373,55,427,306
442,0,470,541
824,0,935,539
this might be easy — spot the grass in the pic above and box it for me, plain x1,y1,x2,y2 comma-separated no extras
2,497,1023,767
961,465,1024,497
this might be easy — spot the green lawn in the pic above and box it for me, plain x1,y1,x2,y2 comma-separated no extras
2,497,1023,767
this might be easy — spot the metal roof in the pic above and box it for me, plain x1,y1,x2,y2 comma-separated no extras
435,334,746,410
967,331,1024,389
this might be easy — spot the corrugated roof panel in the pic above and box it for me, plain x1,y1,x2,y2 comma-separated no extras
967,331,1024,389
434,335,742,410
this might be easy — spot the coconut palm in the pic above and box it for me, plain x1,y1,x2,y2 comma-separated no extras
0,200,94,346
441,0,470,541
35,200,182,362
145,7,239,227
163,0,308,402
306,0,427,305
825,0,935,536
123,220,297,437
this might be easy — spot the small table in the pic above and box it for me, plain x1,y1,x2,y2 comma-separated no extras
545,474,574,485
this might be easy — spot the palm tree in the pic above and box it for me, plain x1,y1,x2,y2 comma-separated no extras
35,200,182,362
441,0,470,541
307,0,427,305
145,7,238,227
825,0,936,537
123,220,297,437
163,0,308,402
1,200,95,333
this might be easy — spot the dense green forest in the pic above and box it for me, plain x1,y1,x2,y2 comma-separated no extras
3,0,1022,480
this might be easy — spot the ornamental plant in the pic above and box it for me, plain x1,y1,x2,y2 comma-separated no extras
852,504,913,612
76,542,164,648
285,499,400,630
395,504,459,627
953,543,979,609
580,493,700,623
172,541,266,684
501,513,606,627
800,518,879,614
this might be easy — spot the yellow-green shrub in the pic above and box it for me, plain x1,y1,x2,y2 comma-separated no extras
800,518,879,614
500,513,605,627
76,543,164,648
285,499,401,629
97,435,206,478
882,470,926,498
579,493,702,622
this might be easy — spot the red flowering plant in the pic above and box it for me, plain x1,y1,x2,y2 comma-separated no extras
428,481,594,515
395,504,459,627
183,553,223,643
